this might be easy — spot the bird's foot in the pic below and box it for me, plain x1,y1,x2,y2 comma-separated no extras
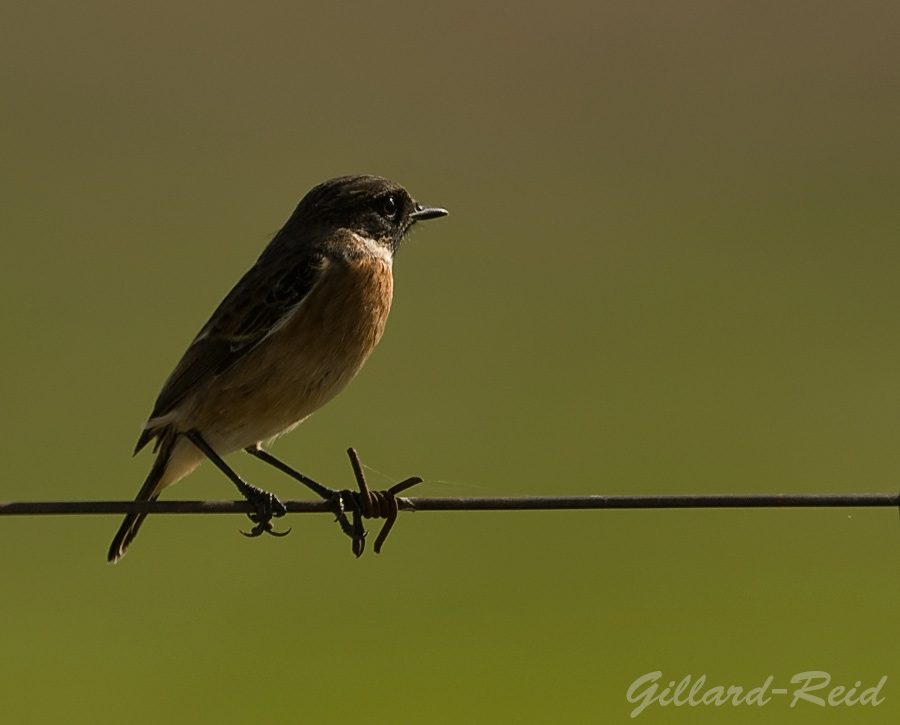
330,488,367,557
241,443,423,554
239,485,291,538
185,431,291,539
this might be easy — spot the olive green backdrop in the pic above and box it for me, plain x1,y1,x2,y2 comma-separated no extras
2,1,899,722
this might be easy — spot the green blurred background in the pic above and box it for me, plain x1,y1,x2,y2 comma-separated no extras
2,1,899,722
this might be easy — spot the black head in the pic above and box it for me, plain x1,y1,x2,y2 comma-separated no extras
286,175,447,254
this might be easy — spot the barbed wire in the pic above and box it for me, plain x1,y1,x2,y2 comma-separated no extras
1,491,898,516
4,490,897,557
3,443,898,556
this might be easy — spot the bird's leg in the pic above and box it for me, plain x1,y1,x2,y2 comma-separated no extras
244,445,335,498
244,445,365,550
185,431,289,538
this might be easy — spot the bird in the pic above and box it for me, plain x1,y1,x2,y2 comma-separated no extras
108,175,448,563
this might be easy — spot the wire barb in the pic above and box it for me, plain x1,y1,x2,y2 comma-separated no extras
343,447,423,556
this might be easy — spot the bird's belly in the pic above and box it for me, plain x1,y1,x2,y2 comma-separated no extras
201,257,393,451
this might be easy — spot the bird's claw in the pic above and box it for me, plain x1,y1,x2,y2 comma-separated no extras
330,489,367,557
239,490,290,538
240,514,292,538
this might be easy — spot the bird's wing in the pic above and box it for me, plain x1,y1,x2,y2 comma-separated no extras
142,250,328,432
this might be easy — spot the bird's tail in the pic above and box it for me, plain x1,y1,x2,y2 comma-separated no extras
107,430,177,564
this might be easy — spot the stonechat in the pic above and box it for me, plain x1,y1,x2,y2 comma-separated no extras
108,175,447,562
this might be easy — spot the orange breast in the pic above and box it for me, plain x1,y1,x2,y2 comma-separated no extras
197,255,395,449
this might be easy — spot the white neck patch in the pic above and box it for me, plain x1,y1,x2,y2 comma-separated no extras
353,232,394,267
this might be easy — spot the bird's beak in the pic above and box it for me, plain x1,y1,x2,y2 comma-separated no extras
410,203,449,222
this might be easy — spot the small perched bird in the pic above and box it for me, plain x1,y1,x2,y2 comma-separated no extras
108,175,447,563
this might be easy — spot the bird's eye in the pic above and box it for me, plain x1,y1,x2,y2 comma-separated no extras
381,195,398,220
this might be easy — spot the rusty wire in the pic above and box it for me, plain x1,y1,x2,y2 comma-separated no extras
1,492,898,516
1,446,898,557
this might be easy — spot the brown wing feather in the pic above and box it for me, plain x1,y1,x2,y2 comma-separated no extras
135,250,327,451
